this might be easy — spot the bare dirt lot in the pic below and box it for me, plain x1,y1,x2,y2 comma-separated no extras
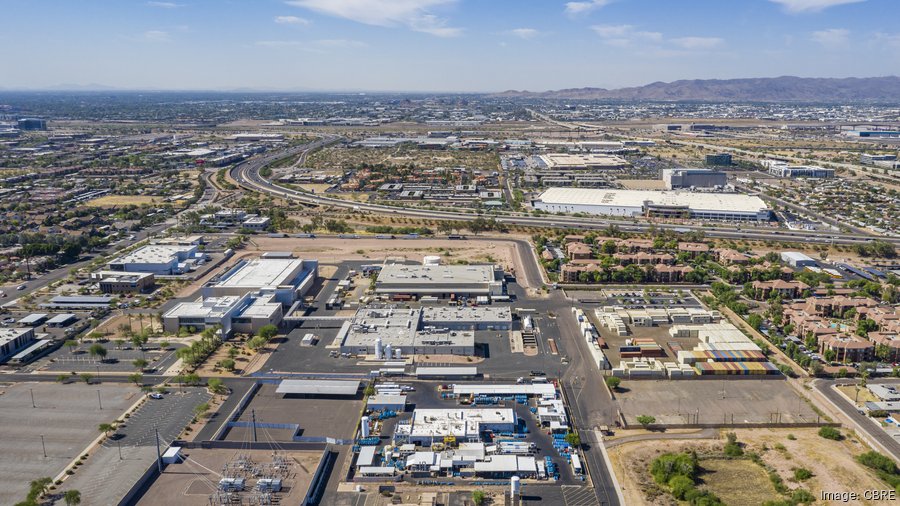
248,236,532,285
608,427,888,506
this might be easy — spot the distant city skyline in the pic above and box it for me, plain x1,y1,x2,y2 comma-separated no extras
2,0,899,92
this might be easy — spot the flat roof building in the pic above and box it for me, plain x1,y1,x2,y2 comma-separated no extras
204,257,317,305
0,327,36,363
338,307,475,356
395,408,517,445
662,168,727,189
163,292,283,337
781,251,817,269
532,188,770,221
420,306,512,330
538,153,627,170
108,244,200,275
375,264,504,298
90,271,155,294
275,379,360,397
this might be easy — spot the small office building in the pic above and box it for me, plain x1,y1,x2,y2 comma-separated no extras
203,256,318,306
374,264,505,298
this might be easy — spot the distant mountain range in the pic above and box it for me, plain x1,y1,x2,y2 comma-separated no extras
493,76,900,102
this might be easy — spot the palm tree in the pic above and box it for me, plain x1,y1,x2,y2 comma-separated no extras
64,489,82,506
98,423,115,437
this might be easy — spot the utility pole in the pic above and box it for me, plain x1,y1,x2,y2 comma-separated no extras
118,441,123,460
97,389,103,410
40,434,46,458
251,409,258,443
30,388,35,408
155,427,162,473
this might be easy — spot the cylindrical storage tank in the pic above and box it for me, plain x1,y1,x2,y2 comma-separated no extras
510,476,521,496
394,348,402,359
360,416,371,438
375,337,383,360
385,344,392,360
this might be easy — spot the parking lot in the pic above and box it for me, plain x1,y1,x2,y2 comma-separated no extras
0,382,140,505
615,379,820,426
31,342,183,374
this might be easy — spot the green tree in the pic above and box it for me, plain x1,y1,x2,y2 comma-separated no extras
637,415,656,428
257,324,278,340
65,339,78,353
88,343,107,361
64,489,82,506
605,376,621,390
818,426,842,440
472,490,486,505
194,402,211,418
793,467,813,481
98,423,115,436
207,378,227,394
132,358,148,371
219,358,236,371
128,373,143,386
565,431,581,448
747,313,763,331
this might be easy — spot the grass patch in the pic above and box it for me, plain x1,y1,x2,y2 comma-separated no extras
701,458,782,506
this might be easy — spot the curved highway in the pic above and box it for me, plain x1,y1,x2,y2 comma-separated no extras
230,141,900,246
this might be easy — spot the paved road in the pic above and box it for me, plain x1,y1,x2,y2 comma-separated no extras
812,379,900,462
230,145,900,246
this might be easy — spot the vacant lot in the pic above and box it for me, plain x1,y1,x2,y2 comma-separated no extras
700,458,779,506
84,195,162,207
607,427,888,506
0,382,140,505
616,379,819,425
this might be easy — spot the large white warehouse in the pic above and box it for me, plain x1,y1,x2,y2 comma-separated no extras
532,188,770,221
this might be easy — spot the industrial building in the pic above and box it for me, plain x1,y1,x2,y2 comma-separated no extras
374,264,505,299
420,306,512,330
662,168,727,189
537,153,627,170
203,256,317,305
0,327,36,363
781,251,817,269
532,188,770,221
763,160,834,179
108,244,203,275
705,153,732,166
90,271,155,293
394,408,517,445
338,307,476,356
162,292,283,337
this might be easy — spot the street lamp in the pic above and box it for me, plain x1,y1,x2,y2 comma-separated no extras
97,389,103,410
40,434,47,458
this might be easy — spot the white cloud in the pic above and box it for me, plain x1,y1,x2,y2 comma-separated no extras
671,36,723,49
768,0,865,13
591,24,661,46
144,30,171,41
275,15,310,25
507,28,540,39
811,28,849,47
564,0,613,15
146,1,184,8
873,32,900,47
286,0,462,37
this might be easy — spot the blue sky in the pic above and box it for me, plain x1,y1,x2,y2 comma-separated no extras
2,0,898,92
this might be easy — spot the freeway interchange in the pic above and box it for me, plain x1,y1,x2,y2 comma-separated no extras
230,140,900,247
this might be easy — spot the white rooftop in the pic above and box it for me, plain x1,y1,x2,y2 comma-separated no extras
216,258,307,289
377,264,498,286
536,188,769,214
397,408,516,439
164,296,243,319
112,244,195,265
276,379,360,396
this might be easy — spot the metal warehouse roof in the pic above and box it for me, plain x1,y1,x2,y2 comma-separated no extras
452,384,556,396
415,367,478,377
275,379,360,396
